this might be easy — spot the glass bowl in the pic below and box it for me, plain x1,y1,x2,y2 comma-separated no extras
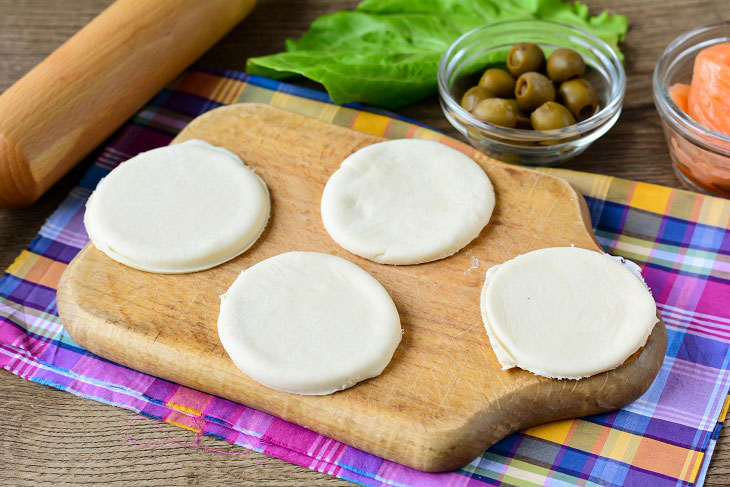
653,22,730,198
438,20,626,167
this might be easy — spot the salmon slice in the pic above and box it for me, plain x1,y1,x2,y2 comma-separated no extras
668,83,690,113
687,42,730,136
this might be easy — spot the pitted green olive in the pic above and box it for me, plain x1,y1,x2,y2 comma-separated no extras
558,78,598,121
472,98,517,128
530,101,576,130
478,68,516,98
515,72,555,112
460,86,493,112
547,48,586,82
507,42,545,77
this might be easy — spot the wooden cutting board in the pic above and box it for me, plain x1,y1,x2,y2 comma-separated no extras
57,103,667,472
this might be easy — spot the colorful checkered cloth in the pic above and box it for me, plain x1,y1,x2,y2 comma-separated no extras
1,68,729,487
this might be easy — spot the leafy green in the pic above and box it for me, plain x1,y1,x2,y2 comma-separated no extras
247,0,628,109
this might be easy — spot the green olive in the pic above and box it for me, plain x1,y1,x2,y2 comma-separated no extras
505,99,532,129
507,42,545,77
478,68,515,98
515,72,555,112
546,48,586,82
460,86,493,112
558,78,598,121
530,101,576,130
472,98,517,128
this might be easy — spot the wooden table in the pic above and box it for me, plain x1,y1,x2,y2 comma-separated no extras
0,1,727,485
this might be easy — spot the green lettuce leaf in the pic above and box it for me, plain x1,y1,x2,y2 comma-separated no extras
247,0,628,109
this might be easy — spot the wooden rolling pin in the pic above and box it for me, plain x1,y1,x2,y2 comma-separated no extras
0,0,256,208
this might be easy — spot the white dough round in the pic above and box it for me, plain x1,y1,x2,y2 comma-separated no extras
321,139,495,265
84,139,270,273
480,247,658,379
217,251,402,395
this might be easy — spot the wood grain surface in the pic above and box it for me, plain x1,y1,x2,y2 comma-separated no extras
0,0,728,485
57,103,667,472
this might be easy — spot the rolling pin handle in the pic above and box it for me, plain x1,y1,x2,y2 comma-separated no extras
0,0,256,209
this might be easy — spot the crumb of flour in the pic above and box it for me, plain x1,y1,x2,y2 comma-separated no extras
464,250,480,274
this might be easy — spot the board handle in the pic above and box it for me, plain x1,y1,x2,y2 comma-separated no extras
0,0,256,208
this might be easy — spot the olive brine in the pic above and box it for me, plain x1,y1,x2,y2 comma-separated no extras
460,43,598,130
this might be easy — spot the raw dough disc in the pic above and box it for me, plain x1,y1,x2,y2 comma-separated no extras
321,139,495,265
480,247,659,379
84,139,270,273
217,251,402,395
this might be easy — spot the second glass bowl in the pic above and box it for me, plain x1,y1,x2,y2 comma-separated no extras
653,21,730,198
438,20,626,166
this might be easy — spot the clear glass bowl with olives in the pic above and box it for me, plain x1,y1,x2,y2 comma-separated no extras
438,20,625,166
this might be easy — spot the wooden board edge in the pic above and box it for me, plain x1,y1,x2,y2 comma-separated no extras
57,254,90,349
418,318,668,472
58,243,668,472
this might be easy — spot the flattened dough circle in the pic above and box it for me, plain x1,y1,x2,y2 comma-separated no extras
217,251,402,395
84,139,270,273
480,247,659,379
321,139,495,265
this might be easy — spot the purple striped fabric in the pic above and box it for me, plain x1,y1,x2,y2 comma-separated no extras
1,68,729,486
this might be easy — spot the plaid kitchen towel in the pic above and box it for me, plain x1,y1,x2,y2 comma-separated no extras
1,67,729,487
